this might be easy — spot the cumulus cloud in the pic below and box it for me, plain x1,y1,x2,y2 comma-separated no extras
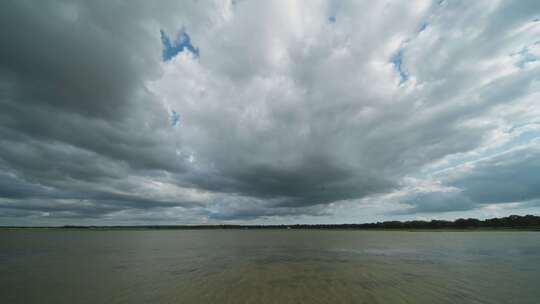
1,0,539,225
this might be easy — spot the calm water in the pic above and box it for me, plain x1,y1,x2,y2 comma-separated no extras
1,230,539,304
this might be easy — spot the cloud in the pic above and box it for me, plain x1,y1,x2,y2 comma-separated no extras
451,143,540,205
1,0,539,224
396,141,540,214
400,190,475,214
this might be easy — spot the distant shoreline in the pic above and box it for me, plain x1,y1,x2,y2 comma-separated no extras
2,215,539,231
1,227,539,232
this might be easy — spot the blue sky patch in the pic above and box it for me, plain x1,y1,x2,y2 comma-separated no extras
170,110,180,127
511,40,540,69
515,44,539,68
391,49,408,83
160,29,199,61
418,22,428,33
327,0,340,24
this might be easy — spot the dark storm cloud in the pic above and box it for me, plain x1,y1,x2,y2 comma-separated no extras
0,172,57,199
451,145,540,205
398,191,476,215
0,1,154,118
398,143,540,214
181,155,395,207
0,170,200,219
0,1,204,222
0,1,187,173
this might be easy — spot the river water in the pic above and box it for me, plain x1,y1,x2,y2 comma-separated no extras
1,230,539,303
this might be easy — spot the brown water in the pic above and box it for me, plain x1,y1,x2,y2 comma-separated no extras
1,230,539,303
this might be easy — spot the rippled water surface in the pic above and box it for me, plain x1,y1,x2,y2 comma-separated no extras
1,230,540,303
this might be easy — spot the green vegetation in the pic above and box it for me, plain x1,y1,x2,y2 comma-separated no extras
2,215,539,231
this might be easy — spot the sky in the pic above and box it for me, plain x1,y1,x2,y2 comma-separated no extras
0,0,539,226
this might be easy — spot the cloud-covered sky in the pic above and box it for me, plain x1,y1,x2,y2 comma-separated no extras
1,0,539,225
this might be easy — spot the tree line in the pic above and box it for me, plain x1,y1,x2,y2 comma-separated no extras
52,214,540,230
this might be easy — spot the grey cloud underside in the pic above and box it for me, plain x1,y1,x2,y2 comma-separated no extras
0,1,199,221
1,0,540,223
400,143,540,214
452,146,540,205
0,172,200,215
